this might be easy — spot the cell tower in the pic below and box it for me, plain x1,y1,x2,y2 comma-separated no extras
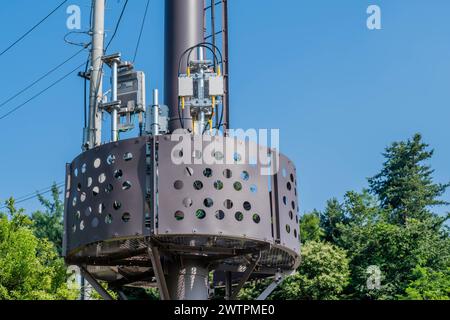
63,0,300,300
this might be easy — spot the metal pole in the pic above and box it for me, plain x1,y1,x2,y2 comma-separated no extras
148,246,170,300
111,59,118,142
152,89,160,136
210,0,219,127
165,0,204,132
210,0,217,69
222,0,230,133
224,271,232,300
80,275,86,300
163,0,211,300
87,0,105,148
167,260,210,300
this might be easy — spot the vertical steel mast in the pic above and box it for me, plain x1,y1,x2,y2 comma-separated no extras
163,0,210,300
165,0,204,132
222,0,230,132
87,0,105,149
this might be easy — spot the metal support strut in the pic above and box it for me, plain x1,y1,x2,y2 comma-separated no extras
256,272,286,301
230,253,261,300
148,246,170,300
80,266,114,300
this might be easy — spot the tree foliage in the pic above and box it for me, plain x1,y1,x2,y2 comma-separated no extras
31,184,64,255
238,241,350,300
300,210,323,243
401,266,450,300
320,198,346,243
368,133,449,224
273,241,350,300
0,200,77,300
333,134,450,299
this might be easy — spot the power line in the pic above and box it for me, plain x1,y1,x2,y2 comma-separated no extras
0,47,88,110
0,0,69,57
15,182,65,202
105,0,130,51
133,0,150,63
0,182,65,210
0,62,86,121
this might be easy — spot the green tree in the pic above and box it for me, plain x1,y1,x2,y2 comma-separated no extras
0,199,77,300
368,133,449,225
320,198,346,243
339,211,450,299
331,134,450,299
299,210,324,243
401,266,450,300
237,241,350,300
272,241,350,300
31,183,64,255
237,279,272,300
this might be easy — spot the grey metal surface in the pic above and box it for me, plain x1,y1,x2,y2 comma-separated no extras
272,154,300,254
221,0,230,132
87,0,105,148
64,137,149,255
156,135,274,243
117,69,146,112
165,0,204,131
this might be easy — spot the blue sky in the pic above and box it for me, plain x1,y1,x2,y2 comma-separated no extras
0,0,449,216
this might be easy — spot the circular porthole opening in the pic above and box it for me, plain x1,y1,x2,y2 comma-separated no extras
204,198,214,208
196,209,206,220
224,199,233,209
234,182,242,191
286,225,291,234
193,180,203,190
105,214,113,224
174,180,184,190
235,212,244,222
203,168,213,178
223,169,232,179
122,212,131,223
241,171,250,181
175,211,185,221
214,180,224,190
113,201,122,210
215,210,225,220
183,198,193,208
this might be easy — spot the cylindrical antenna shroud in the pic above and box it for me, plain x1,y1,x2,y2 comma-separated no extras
164,0,204,132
